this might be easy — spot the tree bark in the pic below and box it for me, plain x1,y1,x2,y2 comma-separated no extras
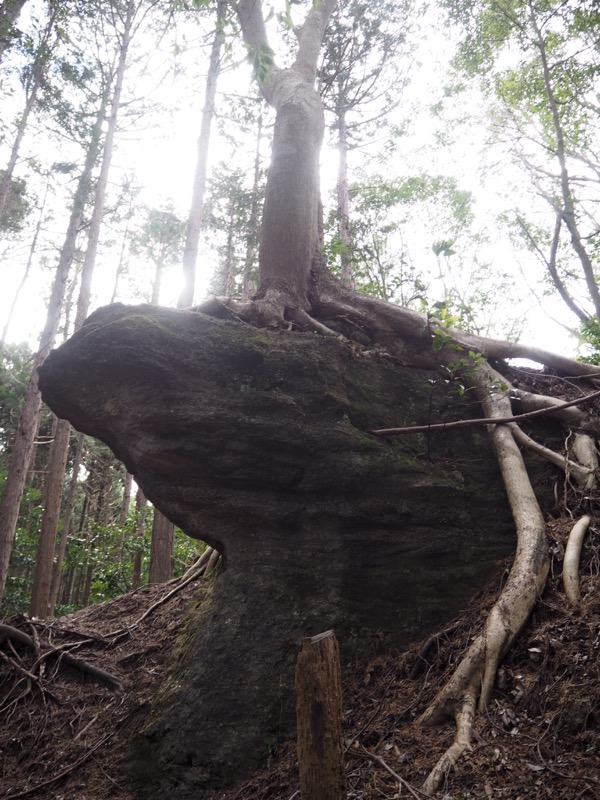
48,431,85,615
296,630,346,800
336,109,353,288
132,487,147,590
178,0,226,308
234,0,337,315
241,110,263,301
29,417,71,617
149,509,174,584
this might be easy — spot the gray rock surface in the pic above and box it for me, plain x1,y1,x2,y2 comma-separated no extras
38,303,537,797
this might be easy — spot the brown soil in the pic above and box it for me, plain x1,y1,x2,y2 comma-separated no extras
1,519,598,800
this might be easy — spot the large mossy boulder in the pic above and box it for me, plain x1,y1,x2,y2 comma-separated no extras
38,303,539,797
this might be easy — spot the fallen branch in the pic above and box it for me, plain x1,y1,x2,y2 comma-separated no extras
371,388,600,436
0,624,123,692
357,745,429,800
563,515,591,605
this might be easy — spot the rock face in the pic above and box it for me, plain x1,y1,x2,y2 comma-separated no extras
38,303,530,798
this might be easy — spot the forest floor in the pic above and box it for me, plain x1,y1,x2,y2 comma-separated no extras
0,518,598,800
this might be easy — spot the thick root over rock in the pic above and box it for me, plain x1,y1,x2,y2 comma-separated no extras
417,364,552,794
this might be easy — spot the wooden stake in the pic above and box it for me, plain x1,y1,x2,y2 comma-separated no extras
295,630,346,800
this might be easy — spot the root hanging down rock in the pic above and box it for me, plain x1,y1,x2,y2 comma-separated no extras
418,363,553,795
563,515,591,605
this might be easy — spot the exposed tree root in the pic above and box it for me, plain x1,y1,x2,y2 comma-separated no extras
417,364,552,793
563,515,591,605
510,424,593,486
421,679,478,796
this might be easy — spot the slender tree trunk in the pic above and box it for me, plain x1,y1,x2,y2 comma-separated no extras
110,188,136,303
60,563,75,606
0,0,27,60
116,471,133,560
150,260,163,305
0,91,107,605
30,418,71,617
241,111,263,302
119,472,133,526
222,196,236,296
0,6,57,216
336,109,353,289
47,431,85,616
178,0,226,308
81,562,94,607
132,488,147,590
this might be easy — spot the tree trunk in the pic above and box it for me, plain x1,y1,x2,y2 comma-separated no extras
0,85,108,604
149,509,174,583
241,110,263,302
234,0,337,316
29,417,71,617
178,0,226,308
47,431,85,615
131,487,146,590
336,109,353,288
118,472,133,526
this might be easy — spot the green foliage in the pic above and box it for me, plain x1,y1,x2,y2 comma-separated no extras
0,172,31,235
325,172,475,306
447,0,600,326
577,318,600,365
319,0,415,147
247,40,276,86
131,206,185,268
1,483,43,615
0,341,33,462
206,161,263,297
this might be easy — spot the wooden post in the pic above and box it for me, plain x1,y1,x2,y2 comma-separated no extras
295,630,346,800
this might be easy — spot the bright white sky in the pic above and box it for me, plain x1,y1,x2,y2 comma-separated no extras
0,0,582,359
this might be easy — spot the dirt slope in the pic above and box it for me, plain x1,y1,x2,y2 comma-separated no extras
0,519,598,800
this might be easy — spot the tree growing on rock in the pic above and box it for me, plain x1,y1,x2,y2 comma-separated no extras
198,0,600,792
